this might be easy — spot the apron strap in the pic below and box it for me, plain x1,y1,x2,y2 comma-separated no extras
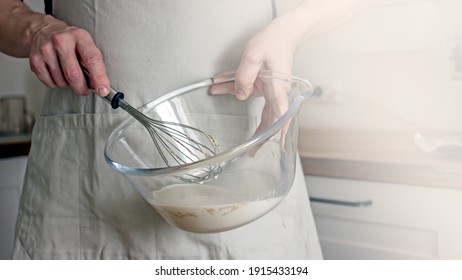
43,1,272,20
271,0,278,19
44,0,53,15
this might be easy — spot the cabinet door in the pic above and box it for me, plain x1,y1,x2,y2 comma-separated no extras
0,156,28,259
306,176,462,259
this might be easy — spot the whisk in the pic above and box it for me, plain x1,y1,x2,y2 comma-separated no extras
81,66,222,182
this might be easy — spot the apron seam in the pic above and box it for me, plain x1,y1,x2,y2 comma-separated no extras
17,236,33,259
13,209,34,259
271,0,278,19
77,129,82,260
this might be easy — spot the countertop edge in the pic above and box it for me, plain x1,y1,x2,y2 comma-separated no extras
298,129,462,189
0,134,32,159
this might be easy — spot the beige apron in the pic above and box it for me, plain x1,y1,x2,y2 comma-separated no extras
12,0,322,259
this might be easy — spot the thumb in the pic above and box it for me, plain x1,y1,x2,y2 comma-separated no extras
235,54,262,100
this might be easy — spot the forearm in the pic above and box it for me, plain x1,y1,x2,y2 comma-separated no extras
0,0,55,57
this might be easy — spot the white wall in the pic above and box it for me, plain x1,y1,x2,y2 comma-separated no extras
290,0,462,132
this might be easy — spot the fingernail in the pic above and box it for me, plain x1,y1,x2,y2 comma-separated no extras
97,86,109,96
236,90,246,100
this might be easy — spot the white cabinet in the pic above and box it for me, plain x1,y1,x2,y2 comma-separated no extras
0,156,27,259
306,175,462,259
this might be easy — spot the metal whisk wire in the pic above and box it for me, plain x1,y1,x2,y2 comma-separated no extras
110,94,221,183
122,102,218,167
81,65,221,182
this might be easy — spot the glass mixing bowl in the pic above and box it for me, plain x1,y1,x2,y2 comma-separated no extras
104,70,313,233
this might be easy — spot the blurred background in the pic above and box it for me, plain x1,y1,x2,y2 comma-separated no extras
294,0,462,132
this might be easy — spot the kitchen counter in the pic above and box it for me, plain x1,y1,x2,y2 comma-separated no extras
0,133,32,159
298,129,462,189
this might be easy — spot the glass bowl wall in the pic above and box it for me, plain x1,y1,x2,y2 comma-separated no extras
104,70,313,233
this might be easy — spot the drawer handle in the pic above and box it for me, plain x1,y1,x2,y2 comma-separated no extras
310,196,373,207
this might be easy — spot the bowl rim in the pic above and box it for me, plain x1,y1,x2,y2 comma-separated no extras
104,70,313,176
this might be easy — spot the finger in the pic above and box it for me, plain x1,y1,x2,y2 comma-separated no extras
271,77,292,148
209,81,235,95
235,52,262,100
59,52,89,96
248,101,273,156
52,28,90,96
76,31,110,97
37,42,68,87
213,70,236,79
29,54,57,88
280,116,292,149
258,73,291,150
267,77,289,119
47,62,68,88
209,70,237,95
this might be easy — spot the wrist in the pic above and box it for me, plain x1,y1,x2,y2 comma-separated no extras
14,13,58,57
1,2,62,57
269,6,314,51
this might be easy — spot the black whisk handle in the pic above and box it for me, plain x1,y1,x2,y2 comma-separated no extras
104,90,125,109
80,63,125,109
